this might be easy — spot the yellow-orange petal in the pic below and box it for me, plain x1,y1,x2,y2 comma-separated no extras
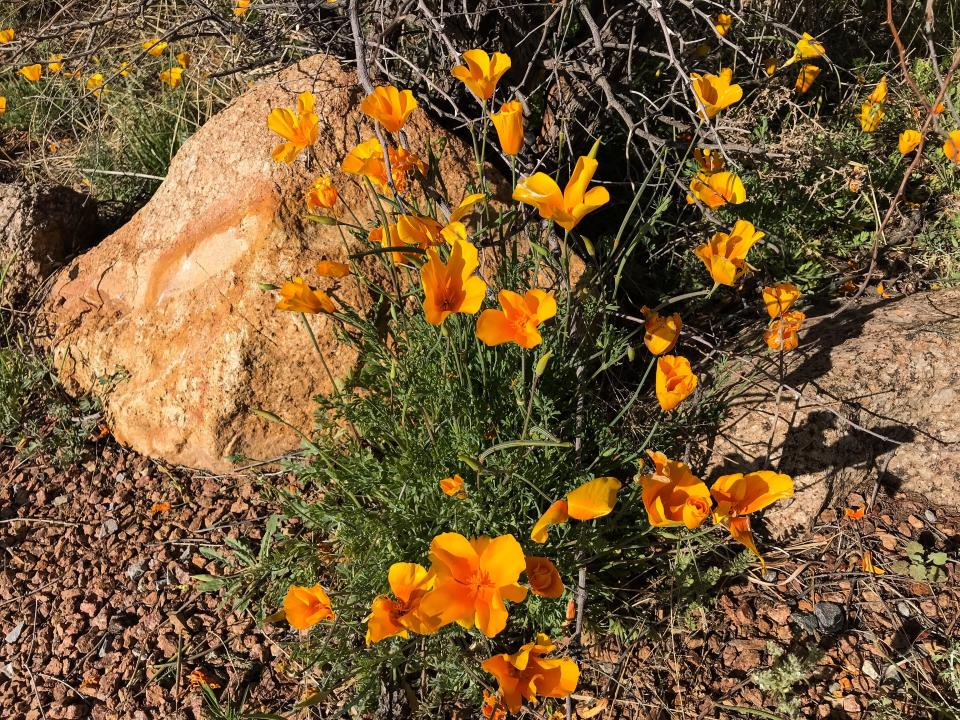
566,477,621,521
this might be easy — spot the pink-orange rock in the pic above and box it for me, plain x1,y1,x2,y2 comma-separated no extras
40,54,493,471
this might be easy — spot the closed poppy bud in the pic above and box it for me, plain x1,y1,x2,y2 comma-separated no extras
234,0,250,15
452,49,511,101
641,306,682,355
868,76,888,103
18,64,42,82
686,171,746,209
315,260,349,278
0,28,14,43
143,38,168,56
795,64,821,94
305,175,338,211
691,68,743,119
439,474,466,498
898,129,922,155
491,99,524,155
359,85,418,133
283,583,335,629
525,556,564,598
944,130,960,164
656,355,697,411
934,102,946,114
762,283,800,318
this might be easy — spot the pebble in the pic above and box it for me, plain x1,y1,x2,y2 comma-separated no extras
4,622,24,644
925,509,937,523
790,611,819,633
862,659,879,680
814,602,845,633
98,519,119,537
896,601,912,617
52,495,68,507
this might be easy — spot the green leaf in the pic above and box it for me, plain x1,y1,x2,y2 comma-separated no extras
909,563,928,581
929,552,948,566
904,540,925,558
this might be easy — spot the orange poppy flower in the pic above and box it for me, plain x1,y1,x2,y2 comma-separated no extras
491,99,524,156
117,61,131,77
691,68,743,119
340,139,424,194
396,214,446,249
439,474,466,498
656,355,698,411
86,73,105,97
795,64,821,93
150,501,172,514
0,28,14,43
899,129,922,155
420,239,487,326
315,260,349,278
710,470,794,563
283,583,335,630
481,690,506,720
934,102,946,115
694,220,764,286
234,0,250,16
481,634,579,713
861,550,884,575
686,171,746,208
449,193,485,223
18,64,42,82
175,51,191,69
369,223,412,264
764,310,805,351
525,556,564,598
639,450,712,529
159,66,183,88
305,175,339,212
0,97,6,114
868,76,888,104
366,562,439,643
513,155,609,230
47,55,63,73
944,130,960,164
530,499,570,544
360,85,418,133
276,277,335,314
641,306,681,355
715,14,733,36
267,91,318,163
764,58,778,76
452,49,511,101
476,289,557,348
418,532,527,637
530,477,621,544
762,283,800,318
784,33,826,67
859,100,884,132
694,147,725,172
845,506,865,520
142,38,168,56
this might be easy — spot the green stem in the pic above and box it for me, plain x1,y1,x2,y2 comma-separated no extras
653,285,718,313
478,439,573,464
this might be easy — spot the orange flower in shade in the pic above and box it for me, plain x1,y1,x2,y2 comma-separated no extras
86,74,105,97
762,283,800,318
481,634,579,713
764,58,778,76
439,474,466,498
47,55,64,73
694,220,764,286
276,277,335,314
525,556,564,598
859,100,884,132
686,171,746,208
159,66,183,88
476,289,557,349
315,260,349,278
710,470,794,564
481,690,507,720
267,91,318,163
0,28,14,43
641,306,681,355
234,0,250,16
418,532,528,638
283,584,335,630
694,147,725,172
18,64,42,82
868,76,888,104
944,130,960,164
491,99,524,156
452,49,511,101
639,451,712,529
340,139,425,194
360,85,418,133
795,64,821,94
656,355,698,411
0,97,6,114
899,129,922,155
861,550,885,575
715,14,733,36
530,477,622,543
143,38,168,56
420,240,487,326
764,310,805,351
366,562,439,644
513,155,610,230
691,68,743,119
305,175,339,212
784,33,826,67
176,51,191,69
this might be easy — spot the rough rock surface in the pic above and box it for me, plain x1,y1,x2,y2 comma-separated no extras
0,182,96,307
704,290,960,538
40,54,494,471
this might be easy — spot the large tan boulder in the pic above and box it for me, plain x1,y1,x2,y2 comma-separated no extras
703,290,960,538
40,54,492,471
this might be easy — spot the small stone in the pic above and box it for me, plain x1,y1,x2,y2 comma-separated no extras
897,601,912,617
790,611,819,633
883,664,901,682
814,602,845,633
907,515,924,529
52,495,69,507
763,569,777,582
924,509,937,523
4,622,24,643
862,659,879,680
98,519,119,537
842,696,861,713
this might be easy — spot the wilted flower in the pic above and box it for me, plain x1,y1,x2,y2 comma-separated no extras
305,175,338,212
686,171,746,208
419,532,527,637
360,85,417,133
476,289,557,348
276,277,335,314
159,66,183,88
785,32,826,66
18,64,42,82
795,64,821,94
715,14,733,36
694,147,725,172
366,563,438,644
640,451,712,529
691,68,743,119
530,477,621,543
944,130,960,164
341,138,424,194
694,220,764,286
234,0,250,16
641,306,681,355
452,49,511,101
420,240,487,326
283,584,335,629
47,55,63,73
439,474,466,498
513,155,609,230
525,556,564,598
0,28,14,43
315,260,349,278
491,99,524,156
762,283,800,318
898,129,922,155
859,100,884,132
267,91,318,163
711,470,794,563
86,73,105,97
481,690,506,720
142,38,168,56
656,355,697,411
481,634,579,713
176,51,191,69
764,310,805,351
